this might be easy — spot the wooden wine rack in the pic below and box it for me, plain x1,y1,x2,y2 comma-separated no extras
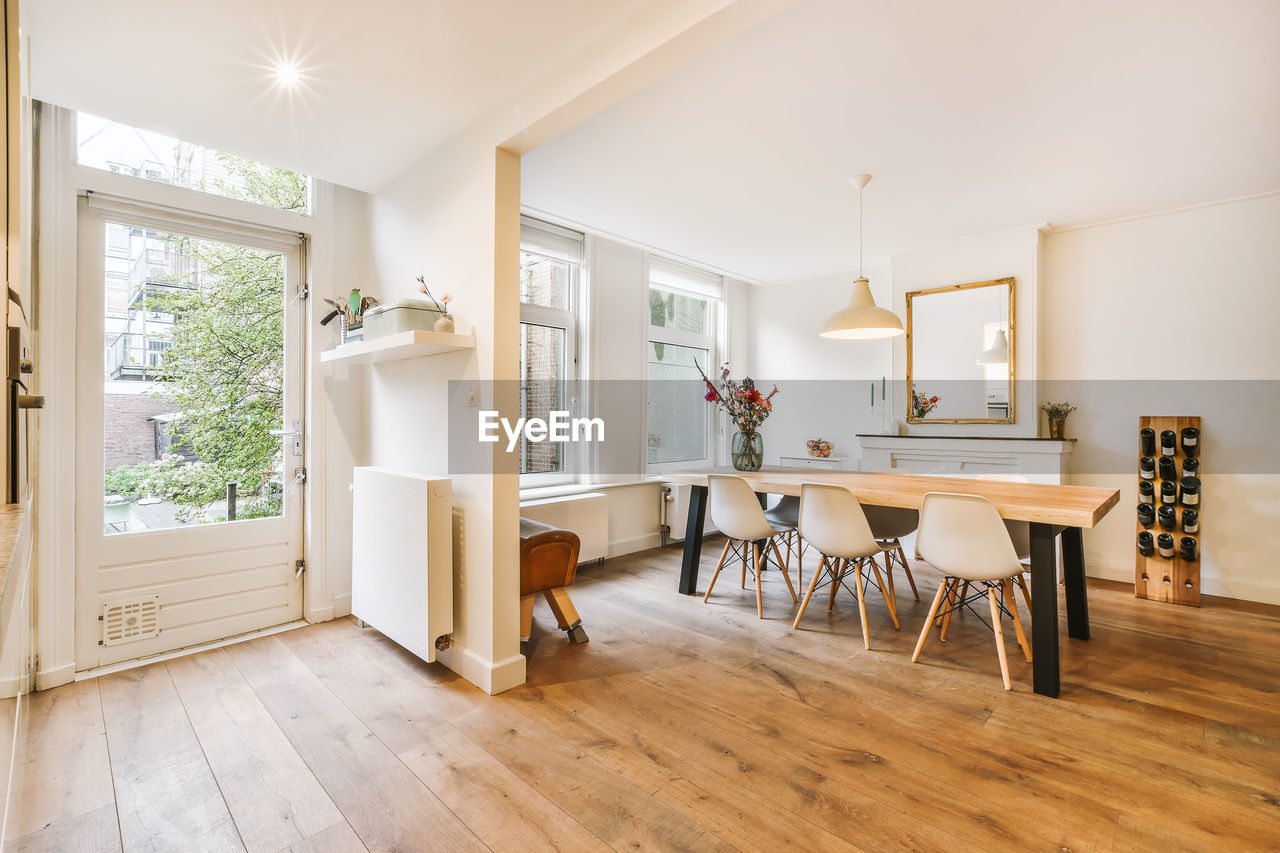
1134,415,1201,606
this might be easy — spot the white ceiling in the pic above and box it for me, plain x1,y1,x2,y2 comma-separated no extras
521,0,1280,282
25,0,654,191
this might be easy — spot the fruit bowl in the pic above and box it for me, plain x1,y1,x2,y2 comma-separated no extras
806,438,834,458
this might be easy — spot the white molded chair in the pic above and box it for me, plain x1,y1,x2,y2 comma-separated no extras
865,469,924,607
794,483,900,648
764,495,804,585
704,474,798,618
911,492,1032,690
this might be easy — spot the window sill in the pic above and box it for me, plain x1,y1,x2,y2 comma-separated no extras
519,477,664,503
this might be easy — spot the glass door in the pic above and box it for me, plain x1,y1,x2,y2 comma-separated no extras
75,198,306,668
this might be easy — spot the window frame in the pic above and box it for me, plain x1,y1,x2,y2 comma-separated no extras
644,258,723,474
518,219,584,488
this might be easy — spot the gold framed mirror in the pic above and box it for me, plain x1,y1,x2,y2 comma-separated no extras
905,276,1015,424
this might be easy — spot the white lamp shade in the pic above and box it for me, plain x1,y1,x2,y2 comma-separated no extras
976,328,1010,364
820,277,904,340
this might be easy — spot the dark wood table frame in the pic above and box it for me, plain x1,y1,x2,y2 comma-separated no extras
678,484,1096,698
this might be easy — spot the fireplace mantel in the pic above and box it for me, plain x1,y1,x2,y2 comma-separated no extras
856,434,1074,483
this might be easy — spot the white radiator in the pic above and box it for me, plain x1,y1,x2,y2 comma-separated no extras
351,467,453,663
519,492,608,562
662,483,718,541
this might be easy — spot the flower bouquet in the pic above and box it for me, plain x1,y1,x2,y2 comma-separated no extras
696,361,779,471
911,390,940,419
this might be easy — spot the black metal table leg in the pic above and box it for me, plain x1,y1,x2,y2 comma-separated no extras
1029,522,1061,698
678,485,708,595
1061,526,1090,640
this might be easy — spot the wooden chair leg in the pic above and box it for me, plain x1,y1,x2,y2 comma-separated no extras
940,579,959,642
898,544,920,600
543,587,580,631
828,558,845,613
740,542,748,589
771,538,798,603
882,552,898,612
520,594,535,642
754,542,764,619
796,531,803,588
704,539,734,603
853,558,871,650
868,557,899,630
1016,571,1033,610
912,581,949,662
793,555,828,629
1004,578,1032,662
987,585,1012,690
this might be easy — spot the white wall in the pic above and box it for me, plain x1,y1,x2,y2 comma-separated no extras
891,227,1041,437
1042,192,1280,603
741,268,894,466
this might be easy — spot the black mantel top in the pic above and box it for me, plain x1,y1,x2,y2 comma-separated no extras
856,434,1077,442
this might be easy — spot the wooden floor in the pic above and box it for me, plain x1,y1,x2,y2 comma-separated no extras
7,541,1280,852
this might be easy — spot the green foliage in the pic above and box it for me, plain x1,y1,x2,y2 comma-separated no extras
211,153,308,212
130,155,301,519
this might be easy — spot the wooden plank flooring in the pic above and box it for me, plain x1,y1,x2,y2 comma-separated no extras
7,539,1280,851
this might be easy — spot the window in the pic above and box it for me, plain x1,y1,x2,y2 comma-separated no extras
646,258,721,469
519,217,582,481
77,113,312,214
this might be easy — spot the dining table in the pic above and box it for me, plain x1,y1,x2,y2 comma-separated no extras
664,467,1121,698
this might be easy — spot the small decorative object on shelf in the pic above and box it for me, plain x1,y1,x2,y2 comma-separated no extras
415,276,455,333
1137,504,1155,527
1040,401,1077,439
696,361,779,472
911,390,940,419
806,438,835,458
1135,415,1202,606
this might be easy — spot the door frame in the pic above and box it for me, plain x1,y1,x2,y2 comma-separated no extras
73,194,308,669
34,104,342,688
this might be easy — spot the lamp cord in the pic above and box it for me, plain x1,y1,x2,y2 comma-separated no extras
858,183,864,278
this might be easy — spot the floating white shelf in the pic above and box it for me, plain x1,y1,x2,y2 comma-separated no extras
320,329,476,365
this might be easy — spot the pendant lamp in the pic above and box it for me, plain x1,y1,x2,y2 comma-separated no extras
820,174,904,340
976,328,1010,364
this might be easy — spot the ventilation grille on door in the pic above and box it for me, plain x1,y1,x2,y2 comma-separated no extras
102,597,161,646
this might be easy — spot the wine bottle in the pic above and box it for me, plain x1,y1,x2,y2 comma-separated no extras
1183,457,1199,479
1138,504,1155,528
1161,481,1177,504
1157,505,1176,530
1137,531,1154,556
1157,533,1176,557
1180,476,1201,507
1181,427,1200,458
1182,508,1199,534
1158,456,1177,481
1138,480,1155,504
1140,428,1156,457
1139,457,1156,480
1160,430,1177,456
1179,537,1198,561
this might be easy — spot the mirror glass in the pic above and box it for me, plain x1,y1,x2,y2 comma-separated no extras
906,277,1014,423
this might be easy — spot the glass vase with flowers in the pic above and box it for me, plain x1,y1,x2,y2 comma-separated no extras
696,362,779,472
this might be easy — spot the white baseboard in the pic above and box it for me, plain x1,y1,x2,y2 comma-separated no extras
305,604,336,624
332,593,352,618
35,661,75,692
436,645,527,695
608,533,662,558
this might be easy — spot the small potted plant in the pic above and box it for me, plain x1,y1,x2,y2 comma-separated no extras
1041,401,1078,438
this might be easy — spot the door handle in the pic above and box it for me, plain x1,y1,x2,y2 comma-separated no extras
270,420,304,456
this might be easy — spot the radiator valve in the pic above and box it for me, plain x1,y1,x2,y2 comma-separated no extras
434,634,453,651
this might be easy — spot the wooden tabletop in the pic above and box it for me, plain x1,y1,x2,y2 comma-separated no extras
665,467,1120,529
